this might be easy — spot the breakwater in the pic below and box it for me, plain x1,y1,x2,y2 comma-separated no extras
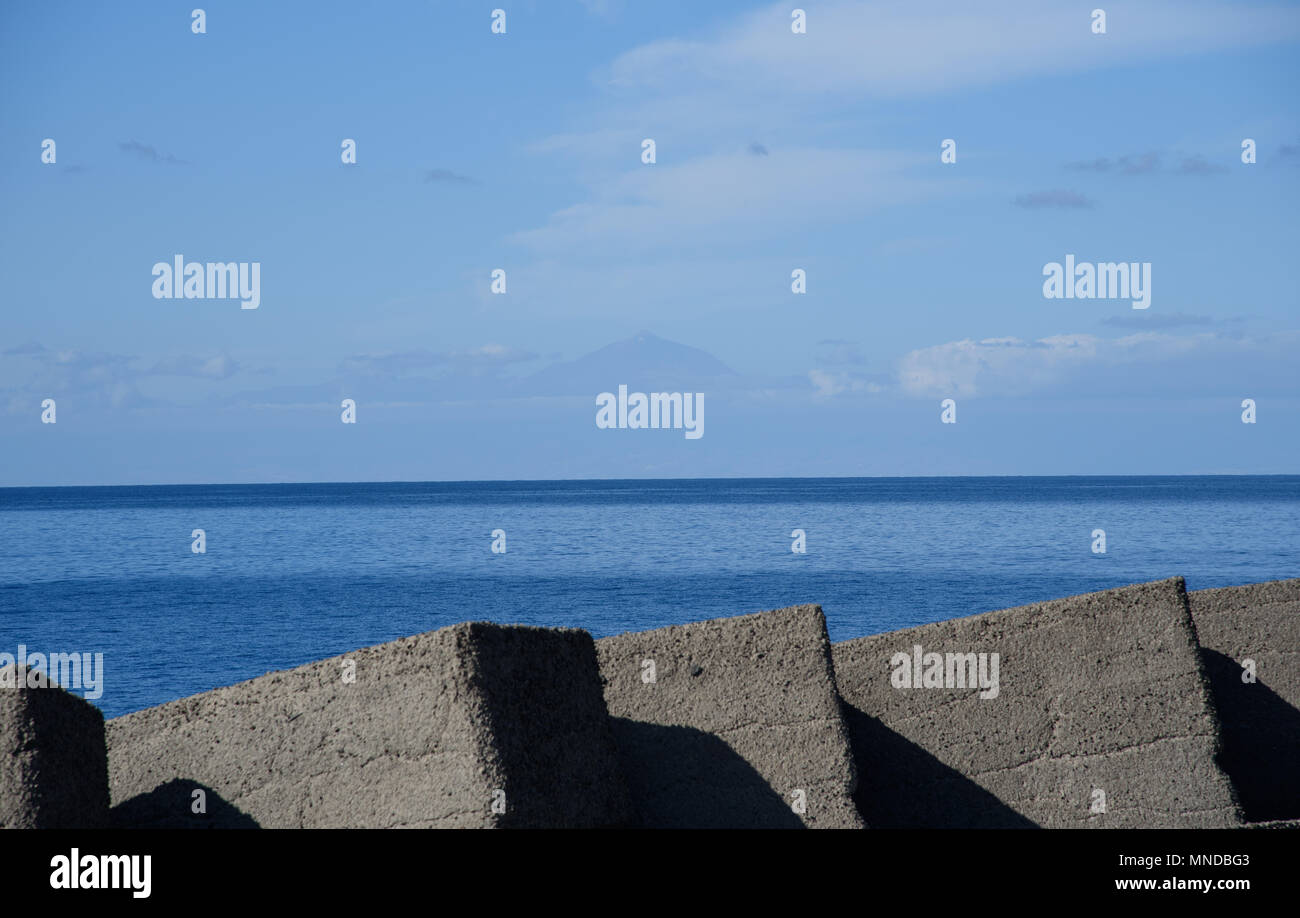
3,578,1296,829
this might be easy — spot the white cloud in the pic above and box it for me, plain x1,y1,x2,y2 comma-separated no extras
607,0,1300,98
340,344,538,376
809,369,884,398
525,127,634,159
0,345,244,414
151,354,239,379
509,147,944,254
515,1,1299,257
898,330,1300,398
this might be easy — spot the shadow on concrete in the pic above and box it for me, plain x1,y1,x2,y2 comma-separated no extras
841,704,1039,828
608,718,805,828
111,779,261,829
1201,648,1300,822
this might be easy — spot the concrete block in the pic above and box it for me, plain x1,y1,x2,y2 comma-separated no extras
832,578,1241,828
595,604,863,828
107,623,631,828
1,665,110,829
1189,579,1300,822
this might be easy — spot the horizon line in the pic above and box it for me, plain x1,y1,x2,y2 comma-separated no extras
3,472,1300,491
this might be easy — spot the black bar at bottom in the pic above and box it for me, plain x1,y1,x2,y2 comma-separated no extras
0,827,1290,904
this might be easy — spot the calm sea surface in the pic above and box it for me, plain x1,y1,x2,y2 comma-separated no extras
1,476,1297,718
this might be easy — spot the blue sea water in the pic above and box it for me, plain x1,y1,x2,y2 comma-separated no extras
1,476,1297,719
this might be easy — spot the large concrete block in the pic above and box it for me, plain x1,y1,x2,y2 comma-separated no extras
832,578,1241,828
107,623,631,828
1,665,110,829
1189,579,1300,822
595,605,863,828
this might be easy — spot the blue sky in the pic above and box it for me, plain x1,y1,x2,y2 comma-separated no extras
2,0,1298,484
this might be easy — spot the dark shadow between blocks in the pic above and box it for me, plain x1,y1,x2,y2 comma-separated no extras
111,779,261,829
608,718,806,828
1201,648,1300,822
841,703,1040,828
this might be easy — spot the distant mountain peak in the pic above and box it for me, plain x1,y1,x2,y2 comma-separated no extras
522,331,736,395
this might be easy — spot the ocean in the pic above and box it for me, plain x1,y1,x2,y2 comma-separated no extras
1,476,1297,719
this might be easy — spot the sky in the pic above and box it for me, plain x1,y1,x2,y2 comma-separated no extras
1,0,1298,484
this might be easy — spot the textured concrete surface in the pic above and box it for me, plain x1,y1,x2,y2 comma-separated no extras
595,604,863,828
108,623,631,828
1189,579,1300,822
1,665,110,829
833,578,1241,828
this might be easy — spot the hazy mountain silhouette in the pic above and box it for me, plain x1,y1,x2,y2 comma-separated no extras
225,331,752,407
521,331,738,396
